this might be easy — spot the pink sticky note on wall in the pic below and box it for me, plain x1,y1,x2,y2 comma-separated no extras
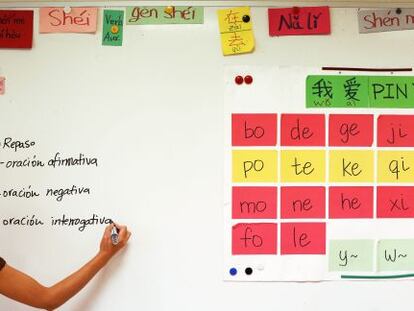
377,115,414,147
377,186,414,218
268,6,331,36
232,223,277,255
232,187,277,219
329,187,373,219
329,114,373,147
281,222,326,254
281,186,325,219
0,77,5,95
39,7,98,33
232,114,277,146
281,114,325,146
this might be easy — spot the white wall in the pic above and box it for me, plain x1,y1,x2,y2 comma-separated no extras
1,6,414,311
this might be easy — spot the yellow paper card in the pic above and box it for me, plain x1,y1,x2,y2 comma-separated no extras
329,150,374,182
232,150,277,183
217,7,252,33
378,151,414,182
220,31,255,56
281,150,325,182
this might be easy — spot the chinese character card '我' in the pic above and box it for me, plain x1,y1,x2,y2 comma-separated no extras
224,66,414,281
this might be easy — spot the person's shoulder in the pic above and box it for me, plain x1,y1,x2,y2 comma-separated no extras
0,257,5,271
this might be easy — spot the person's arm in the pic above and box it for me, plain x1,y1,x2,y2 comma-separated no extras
0,224,131,310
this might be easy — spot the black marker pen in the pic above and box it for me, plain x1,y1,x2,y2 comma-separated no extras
111,225,119,245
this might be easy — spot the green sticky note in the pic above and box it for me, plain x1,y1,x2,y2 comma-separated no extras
306,75,369,108
306,75,336,108
369,76,414,108
329,240,374,272
377,239,414,271
126,6,204,25
102,10,124,46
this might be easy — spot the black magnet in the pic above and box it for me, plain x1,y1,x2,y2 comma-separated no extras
242,15,250,23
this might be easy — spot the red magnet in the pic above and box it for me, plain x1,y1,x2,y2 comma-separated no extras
235,75,244,85
244,75,253,85
292,6,300,15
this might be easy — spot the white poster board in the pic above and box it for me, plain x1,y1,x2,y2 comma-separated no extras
224,66,414,281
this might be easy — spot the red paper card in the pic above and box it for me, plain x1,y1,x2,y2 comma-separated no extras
232,187,277,219
268,6,331,36
281,186,325,219
377,115,414,147
329,187,373,219
329,114,373,147
232,223,277,255
232,114,277,146
281,222,326,254
281,114,325,146
0,10,33,49
377,186,414,218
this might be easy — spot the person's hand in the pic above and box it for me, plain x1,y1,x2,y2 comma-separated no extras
98,223,131,260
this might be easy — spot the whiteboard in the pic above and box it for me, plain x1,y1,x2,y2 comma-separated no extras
2,5,414,311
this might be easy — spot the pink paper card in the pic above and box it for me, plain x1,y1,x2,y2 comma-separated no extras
377,186,414,218
329,187,373,219
281,186,325,219
232,114,277,146
329,114,373,147
0,77,5,95
232,187,277,219
232,223,277,255
281,222,326,254
377,115,414,147
268,6,331,36
39,7,98,33
281,114,325,146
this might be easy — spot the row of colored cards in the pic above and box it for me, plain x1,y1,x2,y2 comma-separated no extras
233,186,414,219
306,75,414,108
232,222,325,254
330,239,414,272
232,114,414,147
233,223,414,272
233,150,414,182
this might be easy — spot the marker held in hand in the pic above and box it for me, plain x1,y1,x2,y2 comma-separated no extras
111,226,119,245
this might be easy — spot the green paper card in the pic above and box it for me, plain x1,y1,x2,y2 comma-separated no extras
307,75,414,108
377,239,414,271
306,75,369,108
369,76,414,108
329,240,374,272
102,10,124,46
126,6,204,25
